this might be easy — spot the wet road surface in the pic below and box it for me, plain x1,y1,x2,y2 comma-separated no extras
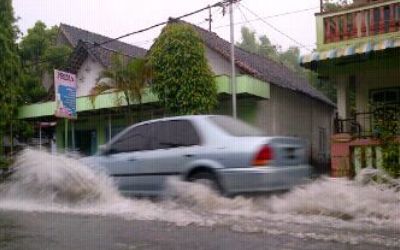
0,210,398,250
1,150,399,249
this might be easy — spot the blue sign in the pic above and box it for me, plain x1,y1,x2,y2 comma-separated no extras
54,70,77,119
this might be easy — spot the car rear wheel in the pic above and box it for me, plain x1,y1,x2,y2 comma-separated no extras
188,172,223,195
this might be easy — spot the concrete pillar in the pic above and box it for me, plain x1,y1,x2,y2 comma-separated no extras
336,75,350,120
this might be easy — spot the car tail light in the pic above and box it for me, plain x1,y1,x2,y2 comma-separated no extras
252,145,273,166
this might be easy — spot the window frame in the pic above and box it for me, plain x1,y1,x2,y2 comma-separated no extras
369,87,400,105
109,124,153,153
151,119,201,150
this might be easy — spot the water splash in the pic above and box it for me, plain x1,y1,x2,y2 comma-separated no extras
0,149,399,246
1,149,121,204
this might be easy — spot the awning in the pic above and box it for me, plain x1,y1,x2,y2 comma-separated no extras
18,75,270,119
300,38,400,65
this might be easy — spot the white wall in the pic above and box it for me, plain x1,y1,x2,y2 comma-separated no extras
75,57,105,97
205,47,241,75
255,85,334,167
356,68,400,113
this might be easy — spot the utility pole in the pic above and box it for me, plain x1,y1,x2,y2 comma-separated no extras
206,5,213,32
229,0,237,119
320,0,324,13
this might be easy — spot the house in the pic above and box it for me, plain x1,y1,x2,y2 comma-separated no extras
19,22,335,170
300,0,400,176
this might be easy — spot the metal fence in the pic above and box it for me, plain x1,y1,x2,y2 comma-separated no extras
334,103,400,138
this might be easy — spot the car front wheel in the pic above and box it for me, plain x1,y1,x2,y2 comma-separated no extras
188,171,223,195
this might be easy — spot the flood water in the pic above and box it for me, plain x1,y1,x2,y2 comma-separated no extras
0,149,399,247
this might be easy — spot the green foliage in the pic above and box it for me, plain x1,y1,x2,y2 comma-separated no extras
0,155,11,170
0,0,23,154
236,27,280,61
237,26,336,103
19,21,72,103
90,54,152,121
322,0,352,12
149,23,217,115
373,104,400,177
311,75,337,103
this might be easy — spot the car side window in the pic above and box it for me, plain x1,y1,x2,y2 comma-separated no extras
152,120,200,150
110,124,152,153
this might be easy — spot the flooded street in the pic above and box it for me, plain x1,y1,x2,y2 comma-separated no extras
1,210,399,250
0,149,399,249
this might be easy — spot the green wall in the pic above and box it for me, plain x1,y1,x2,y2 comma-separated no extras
18,75,270,119
19,75,270,155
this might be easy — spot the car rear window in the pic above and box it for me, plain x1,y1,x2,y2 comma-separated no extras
208,116,265,137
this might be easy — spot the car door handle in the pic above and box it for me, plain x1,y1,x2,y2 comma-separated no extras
184,154,195,158
128,158,136,161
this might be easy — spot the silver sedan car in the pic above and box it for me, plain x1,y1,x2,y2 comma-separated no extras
83,115,311,196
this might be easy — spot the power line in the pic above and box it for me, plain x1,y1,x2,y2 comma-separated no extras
237,4,256,31
239,3,312,52
214,6,318,29
23,0,231,68
131,38,155,46
196,3,229,32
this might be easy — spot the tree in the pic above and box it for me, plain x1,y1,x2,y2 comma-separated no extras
19,21,71,103
258,35,280,60
0,0,23,162
148,22,217,115
90,54,152,122
237,27,258,54
322,0,352,12
236,27,279,60
237,26,337,103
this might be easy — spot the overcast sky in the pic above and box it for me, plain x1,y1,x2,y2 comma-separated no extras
13,0,320,54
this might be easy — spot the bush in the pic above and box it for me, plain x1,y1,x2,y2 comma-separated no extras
373,104,400,177
148,22,217,115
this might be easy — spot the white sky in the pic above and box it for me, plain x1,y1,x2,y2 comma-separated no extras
13,0,320,54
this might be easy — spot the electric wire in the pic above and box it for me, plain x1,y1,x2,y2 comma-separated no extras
238,3,312,52
23,1,318,68
214,6,318,29
23,0,231,68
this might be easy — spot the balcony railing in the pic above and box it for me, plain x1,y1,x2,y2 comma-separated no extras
323,1,400,44
334,103,400,138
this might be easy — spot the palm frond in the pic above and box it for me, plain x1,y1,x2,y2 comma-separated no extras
91,55,153,109
89,82,116,106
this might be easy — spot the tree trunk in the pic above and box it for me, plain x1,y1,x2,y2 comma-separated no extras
0,131,4,159
139,96,143,122
124,92,133,124
9,122,13,156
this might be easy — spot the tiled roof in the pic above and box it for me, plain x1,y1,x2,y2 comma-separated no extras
66,40,130,73
59,23,147,60
182,21,335,106
59,22,334,106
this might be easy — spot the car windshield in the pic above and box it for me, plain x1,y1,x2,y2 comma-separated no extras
208,116,265,137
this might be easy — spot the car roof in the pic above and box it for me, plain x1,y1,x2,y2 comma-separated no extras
132,114,219,126
107,115,222,146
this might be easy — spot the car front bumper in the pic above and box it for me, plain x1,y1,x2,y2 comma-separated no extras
218,165,312,195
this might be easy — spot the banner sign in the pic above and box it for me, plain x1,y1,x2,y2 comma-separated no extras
54,69,77,119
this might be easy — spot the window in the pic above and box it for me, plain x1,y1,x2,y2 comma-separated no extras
110,124,152,153
208,116,265,137
105,126,125,142
347,13,353,35
365,11,370,36
152,120,200,150
370,88,400,105
373,8,380,34
384,6,390,32
329,17,336,36
339,16,344,40
397,4,400,27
